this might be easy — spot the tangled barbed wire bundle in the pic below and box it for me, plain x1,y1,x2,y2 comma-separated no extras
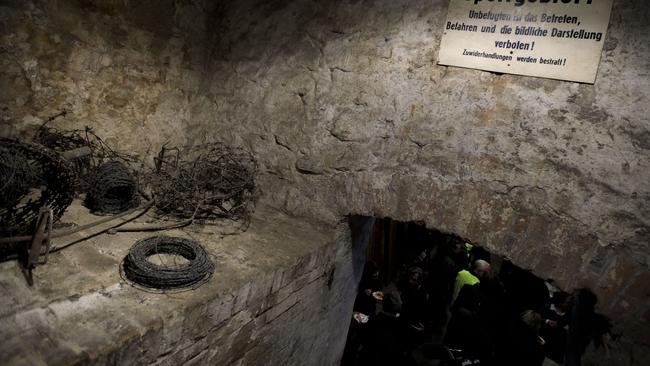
35,125,139,193
0,152,37,210
145,143,258,224
0,138,76,237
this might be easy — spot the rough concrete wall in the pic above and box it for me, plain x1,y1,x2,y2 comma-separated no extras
0,0,221,151
183,0,648,364
1,0,649,364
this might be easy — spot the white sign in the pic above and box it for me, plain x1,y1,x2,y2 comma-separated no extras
438,0,614,83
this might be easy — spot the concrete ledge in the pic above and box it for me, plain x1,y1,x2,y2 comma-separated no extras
0,203,357,365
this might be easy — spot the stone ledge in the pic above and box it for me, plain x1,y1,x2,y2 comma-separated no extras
0,202,353,365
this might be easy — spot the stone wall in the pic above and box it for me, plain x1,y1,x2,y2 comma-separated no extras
1,0,649,364
0,0,221,151
185,1,649,363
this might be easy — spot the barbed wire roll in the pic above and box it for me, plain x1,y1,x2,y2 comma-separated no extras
0,152,35,209
85,161,139,214
36,126,139,193
122,236,214,290
0,138,76,237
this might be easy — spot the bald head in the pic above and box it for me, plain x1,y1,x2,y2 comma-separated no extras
473,259,492,279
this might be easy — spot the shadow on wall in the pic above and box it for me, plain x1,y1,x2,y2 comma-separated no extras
206,0,432,62
348,215,376,288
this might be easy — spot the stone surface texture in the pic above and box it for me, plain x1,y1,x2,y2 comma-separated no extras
0,202,367,365
1,0,649,364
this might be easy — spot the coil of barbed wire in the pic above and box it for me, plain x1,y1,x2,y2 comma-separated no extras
146,143,258,223
36,126,138,193
85,160,139,214
121,236,214,290
0,152,36,210
0,138,76,237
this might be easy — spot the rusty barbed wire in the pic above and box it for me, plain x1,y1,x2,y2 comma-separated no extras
0,152,37,209
121,235,214,291
143,142,258,224
84,160,140,214
0,138,76,237
35,126,139,193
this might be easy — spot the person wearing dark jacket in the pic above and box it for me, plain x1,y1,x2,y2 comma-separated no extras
354,261,382,316
497,310,546,366
446,273,505,364
541,291,572,363
400,267,430,351
358,292,408,366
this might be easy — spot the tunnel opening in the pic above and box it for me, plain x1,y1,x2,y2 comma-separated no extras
343,217,613,366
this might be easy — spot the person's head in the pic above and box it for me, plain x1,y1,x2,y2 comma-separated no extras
553,291,572,312
573,288,598,313
364,260,380,280
473,259,492,279
371,270,379,280
407,266,424,290
521,310,542,335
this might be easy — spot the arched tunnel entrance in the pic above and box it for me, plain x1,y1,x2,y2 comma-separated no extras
344,217,612,366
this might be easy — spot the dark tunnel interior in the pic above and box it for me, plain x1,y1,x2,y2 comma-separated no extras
343,218,613,366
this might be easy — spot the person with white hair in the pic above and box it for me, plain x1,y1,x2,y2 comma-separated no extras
445,259,501,363
451,259,492,304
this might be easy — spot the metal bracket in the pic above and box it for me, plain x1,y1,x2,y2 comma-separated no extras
24,207,53,286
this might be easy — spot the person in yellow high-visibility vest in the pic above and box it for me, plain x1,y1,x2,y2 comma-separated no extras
452,259,491,304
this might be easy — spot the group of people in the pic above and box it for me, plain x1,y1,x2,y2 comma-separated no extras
342,237,611,366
